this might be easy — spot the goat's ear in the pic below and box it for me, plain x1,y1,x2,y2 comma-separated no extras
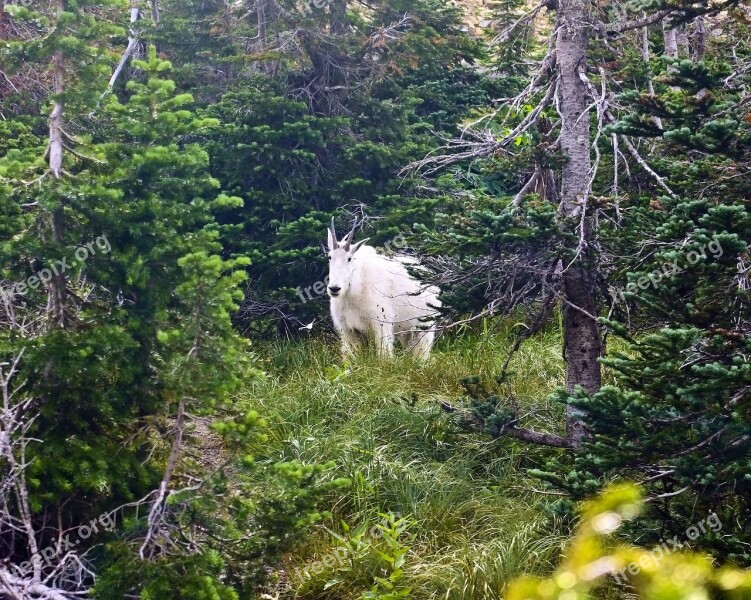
327,228,336,250
350,238,370,254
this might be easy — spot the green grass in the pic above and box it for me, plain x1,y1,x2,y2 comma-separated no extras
238,321,574,599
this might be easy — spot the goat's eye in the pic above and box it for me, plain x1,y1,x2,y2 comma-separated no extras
348,257,352,262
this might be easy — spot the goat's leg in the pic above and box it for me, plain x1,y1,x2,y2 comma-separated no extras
340,331,360,360
374,321,395,359
410,326,435,360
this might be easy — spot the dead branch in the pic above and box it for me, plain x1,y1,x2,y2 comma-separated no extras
577,69,677,197
490,0,554,46
403,79,558,176
602,9,674,34
440,400,575,449
106,7,141,92
139,396,186,559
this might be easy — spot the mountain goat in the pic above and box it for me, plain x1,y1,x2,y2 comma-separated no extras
326,219,440,359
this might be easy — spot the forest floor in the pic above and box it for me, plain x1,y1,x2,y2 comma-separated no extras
237,320,575,599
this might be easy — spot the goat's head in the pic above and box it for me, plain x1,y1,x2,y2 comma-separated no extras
326,218,369,298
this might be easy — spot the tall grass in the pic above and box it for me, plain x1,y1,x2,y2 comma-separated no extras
237,321,573,599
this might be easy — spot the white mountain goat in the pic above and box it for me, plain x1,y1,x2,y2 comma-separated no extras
326,219,440,359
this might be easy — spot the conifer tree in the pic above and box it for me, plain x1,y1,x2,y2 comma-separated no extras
1,27,337,595
535,8,751,564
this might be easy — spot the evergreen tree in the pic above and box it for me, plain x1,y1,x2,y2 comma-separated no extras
0,32,340,595
146,0,500,332
535,11,751,564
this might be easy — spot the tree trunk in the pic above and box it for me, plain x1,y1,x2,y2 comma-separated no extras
642,24,663,129
150,0,159,24
663,21,681,89
257,0,267,46
255,0,276,75
663,21,679,59
107,7,140,90
49,55,64,178
48,0,67,328
693,16,706,61
555,0,602,446
330,0,348,35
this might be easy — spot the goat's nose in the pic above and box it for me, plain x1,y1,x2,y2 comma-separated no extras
328,286,341,294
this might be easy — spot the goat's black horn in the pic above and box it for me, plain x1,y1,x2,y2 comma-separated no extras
343,220,357,250
330,217,339,249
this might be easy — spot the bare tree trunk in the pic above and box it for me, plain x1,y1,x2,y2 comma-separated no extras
49,58,64,178
693,16,706,60
107,6,140,90
642,24,663,129
663,21,678,59
555,0,602,446
47,0,67,328
330,0,348,35
255,0,276,74
257,0,267,46
677,28,689,57
663,20,682,88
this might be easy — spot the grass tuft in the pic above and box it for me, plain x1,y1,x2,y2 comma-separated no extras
238,320,572,599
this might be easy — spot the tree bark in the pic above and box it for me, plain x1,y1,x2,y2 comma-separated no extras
555,0,602,446
693,16,706,61
257,0,267,46
330,0,348,35
663,21,679,59
642,24,663,129
48,0,67,328
49,55,64,178
107,7,140,90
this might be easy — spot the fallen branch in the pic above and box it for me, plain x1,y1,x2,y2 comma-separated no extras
440,400,575,449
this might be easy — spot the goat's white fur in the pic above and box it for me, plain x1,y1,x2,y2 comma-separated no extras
326,222,440,359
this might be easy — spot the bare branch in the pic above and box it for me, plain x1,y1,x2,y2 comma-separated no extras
602,9,674,34
440,400,575,449
139,397,186,559
106,7,141,92
490,0,553,46
403,79,558,176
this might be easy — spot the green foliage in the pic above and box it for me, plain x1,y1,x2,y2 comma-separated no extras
243,328,568,599
144,0,503,331
508,483,751,600
537,14,751,566
0,35,331,597
360,514,413,600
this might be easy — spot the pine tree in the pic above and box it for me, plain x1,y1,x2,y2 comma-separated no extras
1,35,340,595
163,0,503,333
533,5,751,565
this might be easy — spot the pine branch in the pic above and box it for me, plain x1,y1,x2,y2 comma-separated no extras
440,401,575,449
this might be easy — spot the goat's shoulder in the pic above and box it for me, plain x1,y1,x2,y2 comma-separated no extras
357,246,399,272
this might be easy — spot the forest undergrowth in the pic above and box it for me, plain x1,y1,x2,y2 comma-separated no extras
240,319,583,599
